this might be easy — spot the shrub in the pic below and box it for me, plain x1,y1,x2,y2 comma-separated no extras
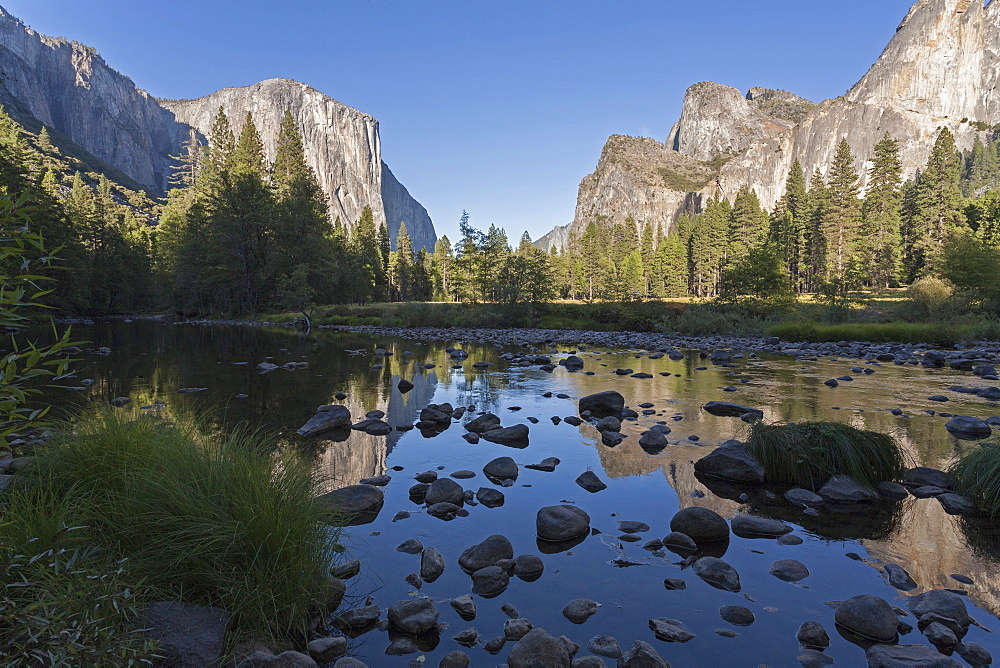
747,421,906,489
907,276,954,318
950,441,1000,518
767,321,957,346
0,530,157,664
12,410,343,639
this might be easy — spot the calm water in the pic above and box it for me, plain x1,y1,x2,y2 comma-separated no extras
44,320,1000,666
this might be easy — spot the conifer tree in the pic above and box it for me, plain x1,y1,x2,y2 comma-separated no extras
729,186,768,263
822,138,861,281
654,234,688,297
805,169,829,291
908,127,966,275
775,160,809,291
858,133,903,287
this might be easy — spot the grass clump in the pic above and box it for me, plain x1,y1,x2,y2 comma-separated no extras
747,421,906,489
950,441,1000,518
4,410,343,642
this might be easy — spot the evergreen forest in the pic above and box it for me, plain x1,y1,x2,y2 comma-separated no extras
2,103,999,318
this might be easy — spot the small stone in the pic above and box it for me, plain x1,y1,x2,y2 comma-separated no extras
648,617,695,642
884,563,918,591
439,650,471,667
450,594,476,620
797,621,830,649
663,578,687,590
505,617,533,640
396,538,423,554
307,636,347,662
770,559,810,582
420,546,445,582
562,598,598,624
618,640,668,667
575,470,607,493
864,644,960,667
719,605,755,626
693,557,741,592
586,635,622,659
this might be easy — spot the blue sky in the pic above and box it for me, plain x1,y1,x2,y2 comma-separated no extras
4,0,915,242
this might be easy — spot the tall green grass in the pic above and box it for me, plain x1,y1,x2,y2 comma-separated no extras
950,441,1000,518
768,321,958,345
747,421,906,489
4,410,343,640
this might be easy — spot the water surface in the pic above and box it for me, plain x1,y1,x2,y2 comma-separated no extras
44,320,1000,666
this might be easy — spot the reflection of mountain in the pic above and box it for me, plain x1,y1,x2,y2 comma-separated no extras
863,500,1000,619
314,369,438,490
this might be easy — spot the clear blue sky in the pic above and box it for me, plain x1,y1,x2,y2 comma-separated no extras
4,0,914,242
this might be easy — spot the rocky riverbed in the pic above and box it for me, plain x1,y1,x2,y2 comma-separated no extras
35,319,1000,666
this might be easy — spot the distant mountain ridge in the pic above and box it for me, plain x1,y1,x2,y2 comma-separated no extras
0,6,435,250
540,0,999,250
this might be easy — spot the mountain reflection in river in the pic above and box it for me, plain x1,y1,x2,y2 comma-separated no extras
42,320,1000,660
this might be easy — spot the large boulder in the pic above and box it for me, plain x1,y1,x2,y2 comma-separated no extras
834,594,898,642
141,601,229,667
669,507,729,542
458,534,514,572
483,424,530,447
694,441,765,483
537,505,591,542
296,405,352,437
425,478,465,506
466,413,503,433
702,401,764,420
483,456,519,481
387,598,439,635
944,416,992,439
507,628,571,668
908,590,972,634
578,391,625,417
818,475,879,504
315,485,384,524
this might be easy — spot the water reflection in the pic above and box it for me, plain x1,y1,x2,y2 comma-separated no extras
38,320,1000,661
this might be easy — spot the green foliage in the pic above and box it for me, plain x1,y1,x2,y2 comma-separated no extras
747,421,906,489
906,276,955,318
718,242,795,304
18,410,343,639
0,192,81,440
0,526,157,665
950,441,1000,518
767,320,959,345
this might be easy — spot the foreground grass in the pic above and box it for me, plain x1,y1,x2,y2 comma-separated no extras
951,441,1000,518
1,410,343,655
747,421,907,489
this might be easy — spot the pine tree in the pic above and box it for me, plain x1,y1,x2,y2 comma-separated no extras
689,198,730,297
909,127,966,275
431,235,454,300
805,169,829,291
858,133,903,287
822,138,861,281
654,234,688,297
729,186,769,263
775,160,809,291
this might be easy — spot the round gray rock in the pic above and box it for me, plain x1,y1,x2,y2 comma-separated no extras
537,505,591,542
834,594,898,642
670,507,729,542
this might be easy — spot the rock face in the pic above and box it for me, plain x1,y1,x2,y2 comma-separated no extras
547,0,1000,247
0,9,435,250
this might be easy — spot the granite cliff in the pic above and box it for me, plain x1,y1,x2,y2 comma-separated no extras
0,6,435,250
544,0,998,250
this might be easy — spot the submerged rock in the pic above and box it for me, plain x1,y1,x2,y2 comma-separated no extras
537,505,591,542
865,644,960,667
694,440,765,483
692,557,741,592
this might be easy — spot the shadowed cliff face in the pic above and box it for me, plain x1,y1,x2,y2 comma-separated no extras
0,7,189,191
0,10,435,250
557,0,998,244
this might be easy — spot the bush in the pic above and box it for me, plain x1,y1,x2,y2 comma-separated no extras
906,276,954,318
9,410,343,640
0,530,157,664
747,421,907,489
950,441,1000,518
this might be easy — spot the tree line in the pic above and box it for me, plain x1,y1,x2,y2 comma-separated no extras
2,101,999,316
547,127,1000,303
